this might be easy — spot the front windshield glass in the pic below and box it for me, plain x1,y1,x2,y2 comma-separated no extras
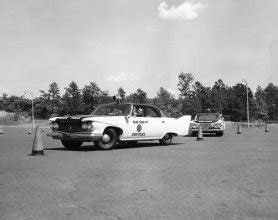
92,103,132,116
196,113,219,121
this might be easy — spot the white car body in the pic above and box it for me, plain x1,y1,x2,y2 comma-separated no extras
47,103,191,150
190,112,226,136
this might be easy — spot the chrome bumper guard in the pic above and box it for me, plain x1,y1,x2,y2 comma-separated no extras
191,128,223,133
47,131,102,141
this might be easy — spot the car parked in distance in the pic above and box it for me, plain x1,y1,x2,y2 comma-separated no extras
190,112,226,136
47,101,191,150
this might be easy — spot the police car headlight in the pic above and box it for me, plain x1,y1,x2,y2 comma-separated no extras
190,123,199,129
50,122,59,130
82,122,94,131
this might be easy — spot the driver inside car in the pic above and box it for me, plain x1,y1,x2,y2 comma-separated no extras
133,107,144,117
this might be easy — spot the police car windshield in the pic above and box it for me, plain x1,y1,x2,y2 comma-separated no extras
92,104,132,116
196,113,219,121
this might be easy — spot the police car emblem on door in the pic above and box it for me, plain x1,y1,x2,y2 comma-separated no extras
137,124,142,132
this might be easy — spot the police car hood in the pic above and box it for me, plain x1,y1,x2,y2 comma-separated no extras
49,115,126,126
49,115,97,121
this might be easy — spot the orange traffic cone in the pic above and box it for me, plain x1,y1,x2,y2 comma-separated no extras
0,128,3,134
41,127,44,132
196,126,204,141
237,125,242,134
265,123,269,132
28,129,32,134
29,125,44,156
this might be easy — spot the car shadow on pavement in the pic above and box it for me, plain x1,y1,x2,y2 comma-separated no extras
44,147,68,151
116,142,182,150
44,142,183,152
191,133,221,137
44,145,99,152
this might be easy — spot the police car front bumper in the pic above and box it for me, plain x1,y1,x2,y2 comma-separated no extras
190,128,224,133
47,131,103,142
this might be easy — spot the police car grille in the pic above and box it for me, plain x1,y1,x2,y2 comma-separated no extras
200,123,211,130
57,119,82,133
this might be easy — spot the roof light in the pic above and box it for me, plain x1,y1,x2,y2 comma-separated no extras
113,96,122,103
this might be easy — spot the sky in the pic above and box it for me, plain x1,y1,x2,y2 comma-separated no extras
0,0,278,98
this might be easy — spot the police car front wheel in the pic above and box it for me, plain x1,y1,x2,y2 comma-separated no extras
95,128,118,150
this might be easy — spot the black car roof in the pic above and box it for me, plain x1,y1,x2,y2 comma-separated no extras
100,102,160,109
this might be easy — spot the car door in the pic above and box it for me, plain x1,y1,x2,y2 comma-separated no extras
123,105,147,140
143,106,165,138
123,105,164,140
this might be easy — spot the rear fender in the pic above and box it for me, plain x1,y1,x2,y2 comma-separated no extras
167,115,191,136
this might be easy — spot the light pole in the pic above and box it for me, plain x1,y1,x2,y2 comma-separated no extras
242,79,249,128
25,91,35,129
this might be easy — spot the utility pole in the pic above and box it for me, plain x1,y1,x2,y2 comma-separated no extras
242,79,249,128
25,91,35,129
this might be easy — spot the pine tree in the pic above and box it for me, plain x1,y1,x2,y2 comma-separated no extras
63,81,83,115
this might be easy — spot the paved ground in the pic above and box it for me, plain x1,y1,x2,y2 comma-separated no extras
0,126,278,219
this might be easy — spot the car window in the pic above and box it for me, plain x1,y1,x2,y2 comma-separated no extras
132,106,144,117
94,107,110,115
92,104,132,116
145,107,160,117
111,108,123,116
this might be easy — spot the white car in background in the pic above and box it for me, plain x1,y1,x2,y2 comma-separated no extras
190,112,226,136
47,102,191,150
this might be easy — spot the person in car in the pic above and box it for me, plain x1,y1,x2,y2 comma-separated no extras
133,107,144,117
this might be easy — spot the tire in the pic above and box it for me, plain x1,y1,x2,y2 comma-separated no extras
191,132,197,137
216,132,224,137
159,133,173,145
96,128,118,150
61,140,83,150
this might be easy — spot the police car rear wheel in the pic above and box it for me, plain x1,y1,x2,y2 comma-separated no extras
159,134,173,145
61,140,83,150
96,128,117,150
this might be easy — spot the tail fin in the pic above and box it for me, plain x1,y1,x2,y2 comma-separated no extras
168,115,191,136
177,115,191,136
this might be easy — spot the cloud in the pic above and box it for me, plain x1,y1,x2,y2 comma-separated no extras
158,1,206,20
166,88,180,97
104,72,136,82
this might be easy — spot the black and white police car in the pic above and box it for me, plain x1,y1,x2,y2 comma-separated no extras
47,100,191,150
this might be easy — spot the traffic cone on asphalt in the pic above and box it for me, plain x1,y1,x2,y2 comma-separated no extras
28,129,32,134
0,128,3,134
265,123,269,132
29,125,44,156
196,126,204,141
237,125,242,134
41,127,44,133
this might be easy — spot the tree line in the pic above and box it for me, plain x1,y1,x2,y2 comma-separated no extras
0,73,278,121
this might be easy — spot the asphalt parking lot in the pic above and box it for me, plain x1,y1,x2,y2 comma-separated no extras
1,126,278,219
